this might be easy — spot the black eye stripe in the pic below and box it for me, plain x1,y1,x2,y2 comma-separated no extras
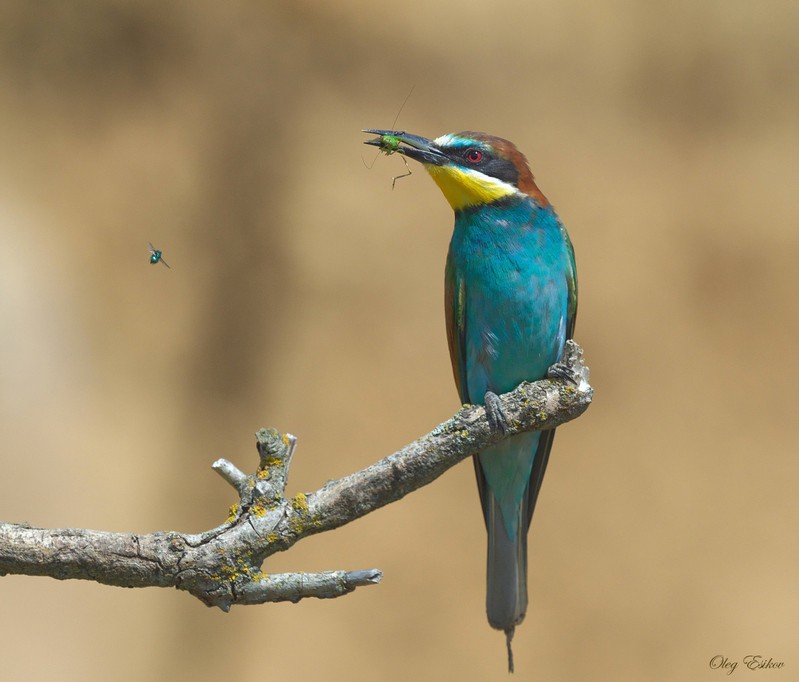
439,146,519,188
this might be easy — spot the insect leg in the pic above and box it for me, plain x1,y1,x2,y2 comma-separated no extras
391,154,412,190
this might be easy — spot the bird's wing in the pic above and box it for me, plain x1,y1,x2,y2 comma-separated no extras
562,223,578,339
444,255,470,404
447,259,496,529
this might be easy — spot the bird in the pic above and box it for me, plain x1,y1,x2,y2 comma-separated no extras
363,129,577,672
147,242,171,269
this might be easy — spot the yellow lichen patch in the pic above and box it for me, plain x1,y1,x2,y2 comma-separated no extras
260,455,283,468
290,513,323,536
250,502,267,517
256,468,271,480
282,433,291,447
219,563,239,582
265,532,279,544
215,550,263,584
226,504,239,523
291,492,309,513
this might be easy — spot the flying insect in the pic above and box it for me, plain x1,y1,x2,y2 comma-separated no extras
147,242,170,269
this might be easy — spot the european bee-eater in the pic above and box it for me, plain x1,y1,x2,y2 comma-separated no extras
364,129,577,671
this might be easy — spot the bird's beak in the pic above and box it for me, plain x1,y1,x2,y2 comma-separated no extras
362,129,448,166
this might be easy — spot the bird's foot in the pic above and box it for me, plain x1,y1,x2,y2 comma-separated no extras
547,362,579,385
484,391,510,436
546,340,590,390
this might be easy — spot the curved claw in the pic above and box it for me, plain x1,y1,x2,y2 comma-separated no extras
546,340,590,390
547,362,579,386
484,391,510,436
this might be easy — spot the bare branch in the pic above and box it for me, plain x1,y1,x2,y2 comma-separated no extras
0,341,592,610
212,459,248,493
236,569,384,605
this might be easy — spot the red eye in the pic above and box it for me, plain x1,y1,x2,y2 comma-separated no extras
466,149,483,163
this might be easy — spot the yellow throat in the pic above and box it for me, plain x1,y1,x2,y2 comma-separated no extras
424,164,517,211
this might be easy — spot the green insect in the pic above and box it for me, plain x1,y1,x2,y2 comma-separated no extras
378,134,413,189
362,86,414,190
378,134,402,154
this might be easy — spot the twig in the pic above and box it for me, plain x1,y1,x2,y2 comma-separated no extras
0,341,592,610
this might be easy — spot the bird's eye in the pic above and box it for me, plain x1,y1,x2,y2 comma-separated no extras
466,148,483,163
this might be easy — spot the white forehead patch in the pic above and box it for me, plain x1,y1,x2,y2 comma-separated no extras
434,133,461,147
434,133,491,149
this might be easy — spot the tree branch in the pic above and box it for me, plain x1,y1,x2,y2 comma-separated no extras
0,341,592,611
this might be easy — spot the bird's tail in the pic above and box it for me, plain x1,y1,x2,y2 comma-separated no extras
485,490,527,673
505,627,516,674
476,430,552,672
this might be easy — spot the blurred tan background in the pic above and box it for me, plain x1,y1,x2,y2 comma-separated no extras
1,1,797,680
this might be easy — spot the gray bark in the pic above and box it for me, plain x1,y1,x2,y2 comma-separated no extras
0,341,592,610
